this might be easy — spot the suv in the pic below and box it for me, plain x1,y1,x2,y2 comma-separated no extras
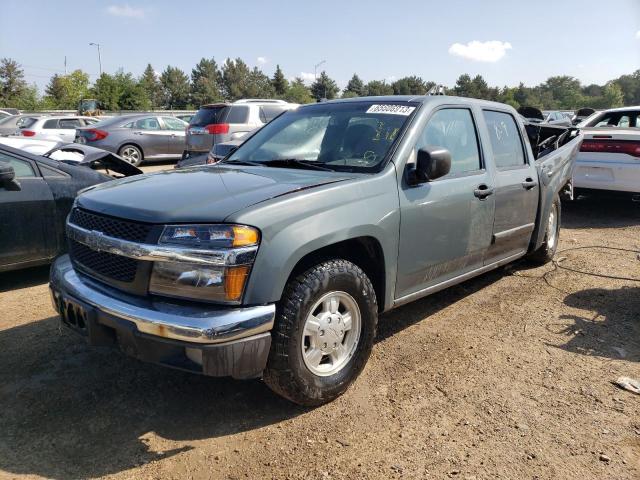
16,116,100,142
183,99,297,157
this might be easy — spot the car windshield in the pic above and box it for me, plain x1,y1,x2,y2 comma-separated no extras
224,101,418,172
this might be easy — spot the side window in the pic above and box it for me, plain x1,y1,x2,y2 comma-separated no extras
0,153,36,178
416,108,481,176
162,117,187,131
259,106,287,123
59,119,82,129
38,164,67,177
225,106,249,124
482,110,526,169
134,117,160,130
43,119,58,129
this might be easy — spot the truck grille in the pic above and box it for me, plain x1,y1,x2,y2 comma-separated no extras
69,208,152,243
69,240,138,282
67,208,156,291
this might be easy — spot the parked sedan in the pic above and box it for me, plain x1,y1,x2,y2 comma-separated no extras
573,106,640,195
0,144,118,272
75,114,188,166
15,116,100,142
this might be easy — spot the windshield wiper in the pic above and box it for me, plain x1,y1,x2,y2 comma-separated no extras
262,159,333,172
221,159,265,167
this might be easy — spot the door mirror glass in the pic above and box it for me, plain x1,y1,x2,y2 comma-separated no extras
408,147,452,185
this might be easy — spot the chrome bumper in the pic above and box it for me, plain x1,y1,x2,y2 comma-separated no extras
50,255,275,345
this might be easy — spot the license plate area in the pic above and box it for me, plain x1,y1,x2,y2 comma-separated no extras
57,294,93,334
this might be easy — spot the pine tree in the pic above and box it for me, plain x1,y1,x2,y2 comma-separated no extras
310,71,338,101
344,74,365,97
271,64,289,97
0,58,27,106
140,64,162,108
190,58,222,106
160,66,190,109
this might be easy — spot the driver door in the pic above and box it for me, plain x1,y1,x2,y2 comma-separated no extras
395,106,496,300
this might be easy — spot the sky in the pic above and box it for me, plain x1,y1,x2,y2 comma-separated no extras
1,0,639,92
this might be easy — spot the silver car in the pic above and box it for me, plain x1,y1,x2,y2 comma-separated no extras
0,114,45,137
184,99,297,157
75,114,188,166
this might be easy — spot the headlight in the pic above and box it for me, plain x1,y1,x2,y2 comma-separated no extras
159,224,259,248
149,224,259,303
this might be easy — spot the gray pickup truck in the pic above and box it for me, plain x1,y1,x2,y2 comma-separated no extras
50,96,582,405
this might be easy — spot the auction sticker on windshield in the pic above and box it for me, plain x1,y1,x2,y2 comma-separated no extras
366,104,416,116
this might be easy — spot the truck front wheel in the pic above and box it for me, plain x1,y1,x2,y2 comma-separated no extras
264,259,378,406
528,194,561,265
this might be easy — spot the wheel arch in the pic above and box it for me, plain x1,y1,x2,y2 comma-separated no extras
118,142,145,160
282,236,387,313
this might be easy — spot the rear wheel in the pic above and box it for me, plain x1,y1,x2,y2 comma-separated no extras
118,144,143,166
264,259,378,406
528,194,561,265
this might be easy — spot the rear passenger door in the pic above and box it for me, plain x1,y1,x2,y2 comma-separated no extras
131,116,168,157
57,118,84,142
481,110,539,264
224,105,251,142
396,106,496,299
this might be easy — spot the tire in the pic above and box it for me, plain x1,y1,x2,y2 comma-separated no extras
118,144,143,166
264,259,378,406
528,194,561,265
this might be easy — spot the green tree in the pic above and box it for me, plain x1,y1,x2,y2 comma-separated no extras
391,76,432,95
600,82,624,109
540,76,583,109
246,67,275,98
0,58,27,106
364,80,394,96
613,70,640,105
93,73,120,110
140,64,162,108
221,58,251,100
44,74,65,107
191,57,222,107
284,77,314,104
271,64,289,97
344,74,365,97
310,71,339,100
160,66,190,108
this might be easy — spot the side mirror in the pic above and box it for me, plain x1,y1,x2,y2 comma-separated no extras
0,162,21,191
407,146,452,185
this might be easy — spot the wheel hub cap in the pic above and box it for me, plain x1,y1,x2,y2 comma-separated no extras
301,291,361,376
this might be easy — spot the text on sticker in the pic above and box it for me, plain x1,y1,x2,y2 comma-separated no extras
366,104,416,116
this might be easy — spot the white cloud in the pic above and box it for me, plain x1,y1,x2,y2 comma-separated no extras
106,4,146,18
636,30,640,39
386,75,397,83
448,40,512,62
299,72,316,84
257,57,268,65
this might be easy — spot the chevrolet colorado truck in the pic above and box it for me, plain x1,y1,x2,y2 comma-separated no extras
50,96,582,406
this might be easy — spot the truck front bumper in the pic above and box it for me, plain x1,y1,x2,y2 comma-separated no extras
49,255,275,379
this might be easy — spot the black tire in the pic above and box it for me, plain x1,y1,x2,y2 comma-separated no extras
118,144,143,166
264,259,378,406
528,194,561,265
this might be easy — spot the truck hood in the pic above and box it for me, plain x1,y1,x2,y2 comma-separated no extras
76,165,355,223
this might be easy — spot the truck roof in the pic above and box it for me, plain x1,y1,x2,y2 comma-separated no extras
316,95,514,110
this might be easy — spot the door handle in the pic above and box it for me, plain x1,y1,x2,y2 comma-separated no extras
474,184,494,200
133,131,144,135
522,177,538,190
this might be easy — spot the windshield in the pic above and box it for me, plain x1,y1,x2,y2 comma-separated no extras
225,101,418,172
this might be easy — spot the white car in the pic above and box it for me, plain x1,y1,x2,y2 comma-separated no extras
573,106,640,194
13,116,100,142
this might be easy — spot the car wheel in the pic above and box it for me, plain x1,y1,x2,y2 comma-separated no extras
118,145,143,166
528,194,561,265
264,259,378,406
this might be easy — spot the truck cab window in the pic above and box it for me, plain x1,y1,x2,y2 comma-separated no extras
417,108,481,176
482,110,525,169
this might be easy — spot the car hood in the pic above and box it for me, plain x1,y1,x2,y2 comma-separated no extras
76,165,355,223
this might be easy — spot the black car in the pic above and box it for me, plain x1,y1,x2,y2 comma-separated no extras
0,144,139,272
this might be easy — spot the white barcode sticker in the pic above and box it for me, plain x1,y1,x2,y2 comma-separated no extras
366,104,416,116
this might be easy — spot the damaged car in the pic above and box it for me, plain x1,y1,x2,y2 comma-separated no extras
0,143,140,272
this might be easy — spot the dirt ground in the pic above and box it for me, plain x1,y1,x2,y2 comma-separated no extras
1,194,639,480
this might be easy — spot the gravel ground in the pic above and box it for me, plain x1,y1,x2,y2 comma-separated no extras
1,194,639,480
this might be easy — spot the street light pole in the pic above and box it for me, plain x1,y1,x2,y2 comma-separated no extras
314,60,326,81
89,43,102,76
